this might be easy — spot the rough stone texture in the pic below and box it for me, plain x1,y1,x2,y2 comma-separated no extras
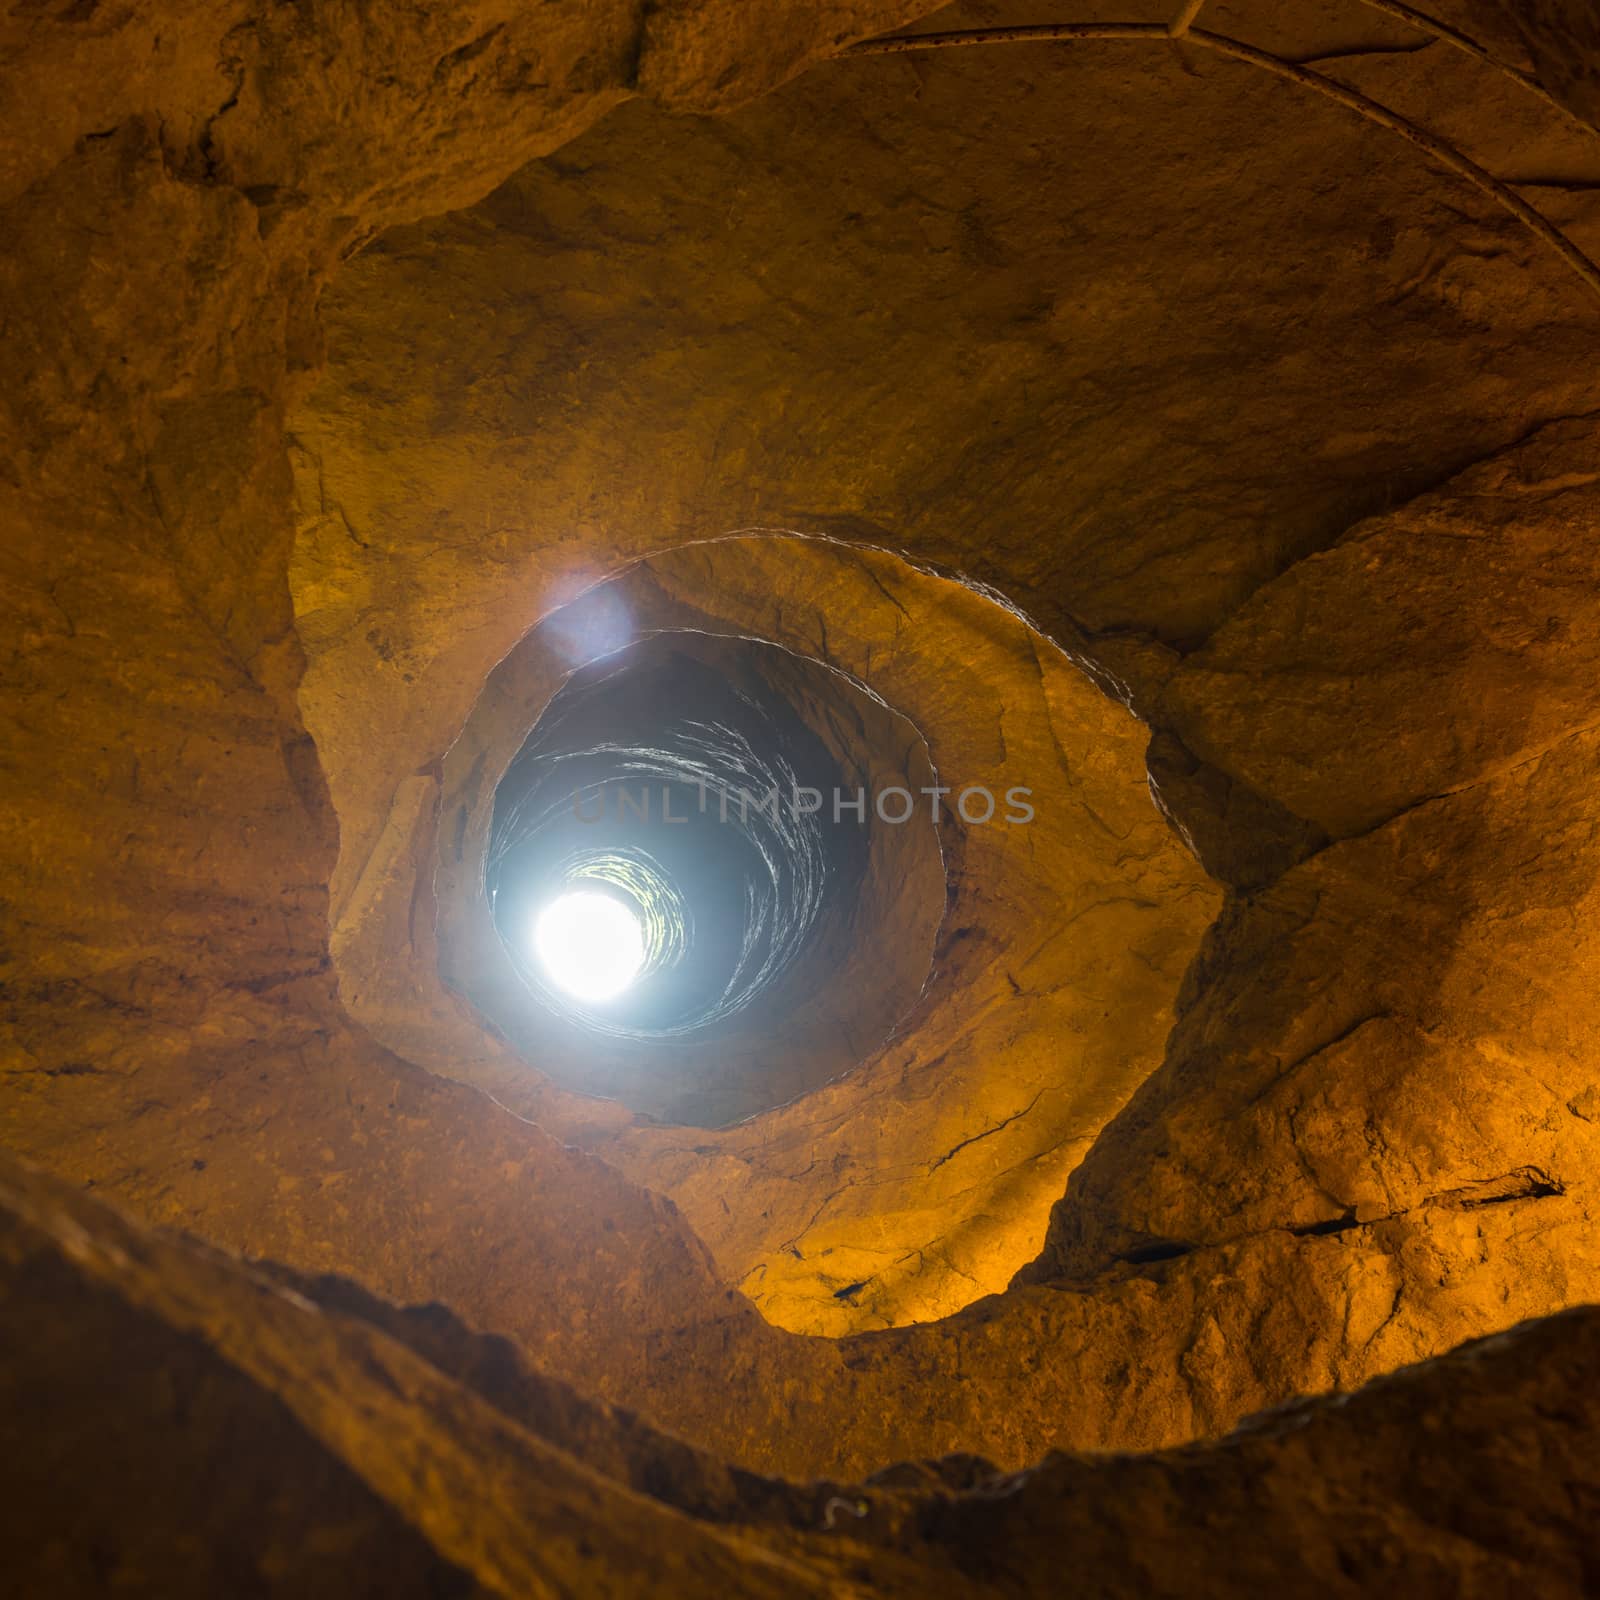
0,1151,848,1598
1033,421,1600,1301
0,0,937,219
0,0,972,1482
338,532,1215,1334
893,1303,1600,1598
1481,0,1600,130
1162,418,1600,841
9,1148,1600,1598
10,0,1600,1587
284,0,1600,1360
295,0,1600,849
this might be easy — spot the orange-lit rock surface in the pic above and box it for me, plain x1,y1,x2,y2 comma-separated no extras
331,532,1217,1333
8,1149,1600,1596
7,0,1600,1590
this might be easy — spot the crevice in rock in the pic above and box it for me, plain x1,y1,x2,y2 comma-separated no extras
1108,1164,1571,1278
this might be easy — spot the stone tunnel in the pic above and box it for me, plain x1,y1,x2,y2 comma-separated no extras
6,0,1600,1593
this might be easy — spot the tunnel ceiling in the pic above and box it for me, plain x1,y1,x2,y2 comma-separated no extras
290,0,1600,1336
294,0,1600,708
10,0,1600,1590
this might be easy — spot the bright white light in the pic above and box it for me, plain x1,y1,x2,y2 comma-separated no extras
534,890,645,1003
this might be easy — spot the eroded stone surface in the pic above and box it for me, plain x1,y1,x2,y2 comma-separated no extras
332,532,1216,1334
1163,417,1600,840
9,0,1600,1583
9,1148,1600,1597
1034,426,1600,1356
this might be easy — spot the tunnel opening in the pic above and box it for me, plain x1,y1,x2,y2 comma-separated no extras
383,534,1220,1332
462,623,948,1128
486,633,876,1045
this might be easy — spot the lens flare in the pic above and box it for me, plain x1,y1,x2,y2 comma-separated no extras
534,890,645,1002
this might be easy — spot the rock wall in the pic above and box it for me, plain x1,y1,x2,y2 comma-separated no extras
8,1149,1600,1596
7,0,1600,1586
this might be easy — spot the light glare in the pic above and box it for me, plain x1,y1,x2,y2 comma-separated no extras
534,890,645,1002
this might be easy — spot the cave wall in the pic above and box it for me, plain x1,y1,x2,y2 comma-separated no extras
0,0,968,1466
7,0,1600,1580
332,531,1218,1334
281,0,1600,1457
8,1147,1600,1595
